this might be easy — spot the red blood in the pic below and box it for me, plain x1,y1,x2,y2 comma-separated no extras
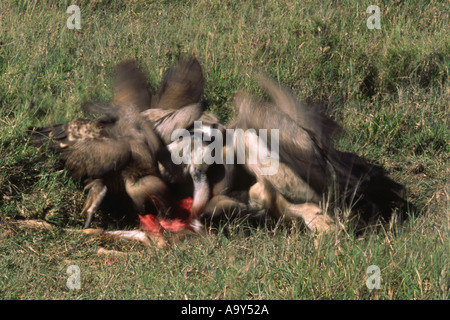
139,197,194,234
176,197,193,213
138,214,164,234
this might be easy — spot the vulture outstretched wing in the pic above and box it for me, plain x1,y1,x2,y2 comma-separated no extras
232,93,330,195
113,60,152,112
151,58,205,110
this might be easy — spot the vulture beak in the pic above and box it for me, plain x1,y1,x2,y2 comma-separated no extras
190,166,210,219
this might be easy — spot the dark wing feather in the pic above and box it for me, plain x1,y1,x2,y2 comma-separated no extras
113,60,151,111
62,137,131,179
151,58,204,110
82,60,152,118
258,75,340,151
28,118,131,179
82,102,118,120
28,124,68,149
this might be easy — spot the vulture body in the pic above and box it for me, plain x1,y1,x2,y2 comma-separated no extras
227,76,413,232
29,58,206,229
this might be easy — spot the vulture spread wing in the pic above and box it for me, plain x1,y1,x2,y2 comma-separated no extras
113,60,152,112
151,58,205,110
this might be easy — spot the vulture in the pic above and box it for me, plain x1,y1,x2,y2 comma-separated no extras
29,58,206,230
28,58,413,238
218,75,414,233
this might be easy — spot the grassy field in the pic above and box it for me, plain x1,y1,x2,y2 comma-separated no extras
0,0,448,300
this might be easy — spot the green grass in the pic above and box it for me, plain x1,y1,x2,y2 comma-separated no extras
0,0,448,299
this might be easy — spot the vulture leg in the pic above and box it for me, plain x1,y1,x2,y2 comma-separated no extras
202,194,265,222
249,182,334,234
81,179,108,229
276,196,334,234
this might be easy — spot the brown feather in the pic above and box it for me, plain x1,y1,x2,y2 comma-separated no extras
151,58,205,110
113,60,151,112
257,75,340,151
61,137,131,179
232,93,329,194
